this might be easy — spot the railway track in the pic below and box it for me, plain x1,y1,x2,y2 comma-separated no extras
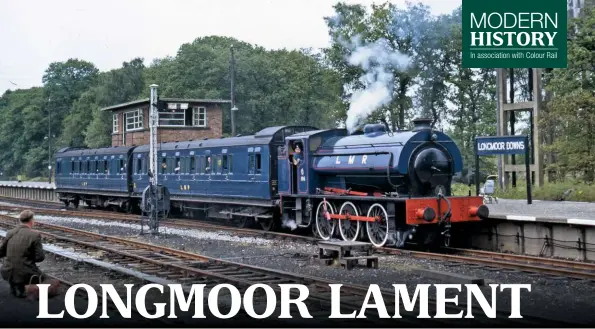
0,196,63,209
0,214,562,326
0,232,178,325
2,201,595,283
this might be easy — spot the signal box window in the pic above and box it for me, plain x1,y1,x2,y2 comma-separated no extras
193,107,207,127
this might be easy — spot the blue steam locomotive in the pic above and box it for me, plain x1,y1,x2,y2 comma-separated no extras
54,118,488,248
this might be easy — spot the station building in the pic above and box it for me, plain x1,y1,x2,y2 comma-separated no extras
102,98,230,147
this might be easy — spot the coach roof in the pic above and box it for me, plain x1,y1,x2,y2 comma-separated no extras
56,146,135,157
133,126,317,153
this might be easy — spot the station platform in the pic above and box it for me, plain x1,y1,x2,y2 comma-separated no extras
0,180,593,227
0,181,55,189
486,198,595,226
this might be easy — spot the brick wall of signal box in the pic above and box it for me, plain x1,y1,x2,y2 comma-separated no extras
110,105,223,147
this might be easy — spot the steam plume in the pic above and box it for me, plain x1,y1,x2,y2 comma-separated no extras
342,36,411,133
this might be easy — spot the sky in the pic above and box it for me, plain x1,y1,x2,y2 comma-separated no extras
0,0,461,94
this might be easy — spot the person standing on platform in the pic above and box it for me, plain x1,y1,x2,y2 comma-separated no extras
0,210,45,298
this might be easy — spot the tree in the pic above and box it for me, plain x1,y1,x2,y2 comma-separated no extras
324,1,436,131
82,58,146,148
144,36,342,134
543,8,595,181
42,59,99,152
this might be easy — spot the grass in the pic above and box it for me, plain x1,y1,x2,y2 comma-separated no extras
453,180,595,202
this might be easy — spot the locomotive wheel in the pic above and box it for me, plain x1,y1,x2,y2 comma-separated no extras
237,217,255,229
315,200,336,240
366,203,389,247
338,202,360,242
125,201,134,214
259,218,275,231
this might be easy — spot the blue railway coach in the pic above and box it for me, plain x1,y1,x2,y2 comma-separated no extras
54,120,488,248
55,146,135,209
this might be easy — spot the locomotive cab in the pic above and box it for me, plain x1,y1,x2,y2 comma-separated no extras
278,128,348,196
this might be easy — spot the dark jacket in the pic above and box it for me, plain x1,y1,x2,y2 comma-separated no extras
0,225,45,284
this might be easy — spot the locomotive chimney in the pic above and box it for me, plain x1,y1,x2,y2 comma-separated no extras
412,118,433,132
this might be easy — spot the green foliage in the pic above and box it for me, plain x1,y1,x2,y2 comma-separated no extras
0,37,343,176
146,36,343,134
542,8,595,182
496,179,595,202
2,6,595,189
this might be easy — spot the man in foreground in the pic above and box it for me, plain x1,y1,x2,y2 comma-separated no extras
0,210,45,297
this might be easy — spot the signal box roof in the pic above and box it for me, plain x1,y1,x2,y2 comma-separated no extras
101,98,231,112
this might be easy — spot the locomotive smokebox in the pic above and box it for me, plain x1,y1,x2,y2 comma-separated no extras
412,118,433,131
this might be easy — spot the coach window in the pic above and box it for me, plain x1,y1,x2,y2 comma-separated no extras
168,158,175,174
215,154,221,174
71,161,75,173
142,158,147,174
161,158,167,174
255,153,262,175
175,157,181,174
190,156,196,174
249,153,255,175
228,155,233,174
205,156,212,174
94,160,99,173
136,158,142,174
222,155,228,174
103,160,108,174
180,157,187,174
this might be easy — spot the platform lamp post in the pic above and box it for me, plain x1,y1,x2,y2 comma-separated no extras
45,96,52,184
44,134,55,184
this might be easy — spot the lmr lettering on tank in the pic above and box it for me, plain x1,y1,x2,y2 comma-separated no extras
474,135,532,204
